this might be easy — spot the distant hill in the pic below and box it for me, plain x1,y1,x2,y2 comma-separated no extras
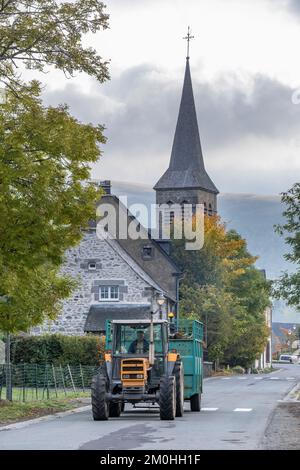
111,181,299,323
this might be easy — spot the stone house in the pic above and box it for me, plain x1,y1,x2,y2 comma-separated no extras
33,193,181,336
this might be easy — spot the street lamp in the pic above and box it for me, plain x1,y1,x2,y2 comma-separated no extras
156,293,165,319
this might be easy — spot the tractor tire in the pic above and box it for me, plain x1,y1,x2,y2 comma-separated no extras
174,363,184,417
190,393,201,412
109,402,122,417
91,373,109,421
159,375,176,420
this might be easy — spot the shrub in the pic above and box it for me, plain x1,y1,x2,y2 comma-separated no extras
231,365,245,374
251,368,259,374
10,334,105,365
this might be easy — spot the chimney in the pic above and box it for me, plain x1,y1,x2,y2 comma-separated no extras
99,180,111,195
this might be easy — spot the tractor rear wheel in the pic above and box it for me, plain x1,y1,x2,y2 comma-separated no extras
159,376,176,420
190,393,201,412
91,373,109,420
174,363,184,417
109,402,122,417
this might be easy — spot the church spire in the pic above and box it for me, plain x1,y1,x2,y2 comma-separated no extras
154,35,219,194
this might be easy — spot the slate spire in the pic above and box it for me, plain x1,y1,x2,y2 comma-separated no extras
154,57,219,194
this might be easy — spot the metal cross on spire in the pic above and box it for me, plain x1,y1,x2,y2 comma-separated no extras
183,26,194,59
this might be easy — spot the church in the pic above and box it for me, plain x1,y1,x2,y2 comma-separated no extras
33,46,218,336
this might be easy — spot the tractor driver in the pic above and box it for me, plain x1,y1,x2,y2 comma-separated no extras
128,330,149,354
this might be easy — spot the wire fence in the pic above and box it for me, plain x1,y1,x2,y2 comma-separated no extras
0,363,99,402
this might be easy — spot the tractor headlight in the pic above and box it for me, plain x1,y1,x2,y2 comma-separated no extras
136,374,144,379
123,374,130,379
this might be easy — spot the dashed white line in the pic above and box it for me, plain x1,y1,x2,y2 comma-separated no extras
269,377,279,380
201,407,219,411
254,377,263,380
234,408,253,412
286,377,296,380
221,377,231,380
238,377,247,380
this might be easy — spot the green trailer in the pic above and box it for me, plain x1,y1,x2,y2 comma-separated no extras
170,319,203,408
91,317,203,420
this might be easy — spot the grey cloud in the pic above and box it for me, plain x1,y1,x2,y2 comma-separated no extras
44,64,300,160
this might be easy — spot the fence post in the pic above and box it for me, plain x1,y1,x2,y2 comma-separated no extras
67,364,76,393
5,333,12,401
52,364,58,398
35,364,38,400
79,364,85,392
60,365,67,396
22,363,26,402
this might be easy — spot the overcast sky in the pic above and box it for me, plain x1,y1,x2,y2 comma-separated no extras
40,0,300,195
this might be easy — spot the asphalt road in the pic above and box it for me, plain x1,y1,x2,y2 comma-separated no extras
0,364,299,450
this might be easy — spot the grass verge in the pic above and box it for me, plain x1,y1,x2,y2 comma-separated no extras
0,392,90,426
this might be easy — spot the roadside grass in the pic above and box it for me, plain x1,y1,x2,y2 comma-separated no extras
0,392,90,426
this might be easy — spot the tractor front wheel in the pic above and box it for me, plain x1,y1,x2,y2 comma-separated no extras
159,376,176,420
91,373,109,420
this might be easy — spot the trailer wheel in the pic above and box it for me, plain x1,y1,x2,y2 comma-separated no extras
109,402,122,417
190,393,201,412
159,376,176,420
174,363,184,417
91,373,109,420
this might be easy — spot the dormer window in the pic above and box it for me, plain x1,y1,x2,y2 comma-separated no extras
88,262,96,271
142,246,153,259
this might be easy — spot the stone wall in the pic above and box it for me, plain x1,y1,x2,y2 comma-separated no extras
32,231,166,336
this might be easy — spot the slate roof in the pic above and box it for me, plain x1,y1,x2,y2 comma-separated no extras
154,58,219,194
84,303,152,332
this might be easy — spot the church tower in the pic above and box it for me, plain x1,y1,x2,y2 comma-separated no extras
154,30,219,218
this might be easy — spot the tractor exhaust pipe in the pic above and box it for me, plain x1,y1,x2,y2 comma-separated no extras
149,310,155,365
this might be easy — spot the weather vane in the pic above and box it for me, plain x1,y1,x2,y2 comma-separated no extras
183,26,194,59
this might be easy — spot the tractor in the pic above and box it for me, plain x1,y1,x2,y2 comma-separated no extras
91,314,203,420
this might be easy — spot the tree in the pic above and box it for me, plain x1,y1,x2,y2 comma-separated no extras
0,82,104,332
0,0,109,91
274,183,300,310
0,265,75,333
170,216,256,288
171,215,271,367
179,284,237,362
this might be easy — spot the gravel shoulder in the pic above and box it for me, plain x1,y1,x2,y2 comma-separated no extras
262,402,300,450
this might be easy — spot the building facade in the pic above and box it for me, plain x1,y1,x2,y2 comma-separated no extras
32,192,180,336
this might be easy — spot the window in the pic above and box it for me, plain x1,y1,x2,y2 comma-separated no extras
142,246,153,259
99,285,119,301
88,262,96,270
114,323,164,355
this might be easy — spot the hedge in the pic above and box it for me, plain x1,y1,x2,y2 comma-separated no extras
10,334,105,366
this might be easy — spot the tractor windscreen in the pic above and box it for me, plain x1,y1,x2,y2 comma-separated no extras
114,323,164,355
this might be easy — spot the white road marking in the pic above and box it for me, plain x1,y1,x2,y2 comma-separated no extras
234,408,253,412
286,377,296,380
201,407,219,411
238,377,247,380
221,377,231,380
269,377,279,380
254,377,263,380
